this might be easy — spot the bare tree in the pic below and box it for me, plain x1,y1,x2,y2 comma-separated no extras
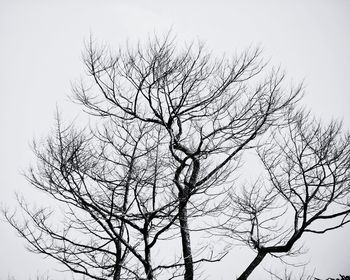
5,114,184,280
219,111,350,280
73,34,300,279
4,34,302,280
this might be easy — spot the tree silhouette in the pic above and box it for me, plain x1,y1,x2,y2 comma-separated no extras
218,111,350,280
5,34,349,280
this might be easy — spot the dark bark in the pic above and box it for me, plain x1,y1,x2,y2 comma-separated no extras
237,251,267,280
144,250,154,280
179,199,194,280
113,224,125,280
177,158,199,280
113,252,122,280
143,219,154,280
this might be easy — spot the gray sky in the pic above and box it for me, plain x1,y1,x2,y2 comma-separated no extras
1,1,350,279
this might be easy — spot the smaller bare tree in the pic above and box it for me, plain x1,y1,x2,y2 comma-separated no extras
4,114,184,280
218,111,350,280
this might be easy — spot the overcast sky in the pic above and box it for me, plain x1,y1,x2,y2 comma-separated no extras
1,1,350,279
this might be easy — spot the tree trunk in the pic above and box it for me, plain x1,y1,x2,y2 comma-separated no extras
237,251,267,280
143,221,154,280
113,262,121,280
179,200,194,280
144,262,154,280
113,241,122,280
144,244,153,280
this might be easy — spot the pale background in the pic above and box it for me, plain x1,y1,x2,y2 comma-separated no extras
0,1,349,279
